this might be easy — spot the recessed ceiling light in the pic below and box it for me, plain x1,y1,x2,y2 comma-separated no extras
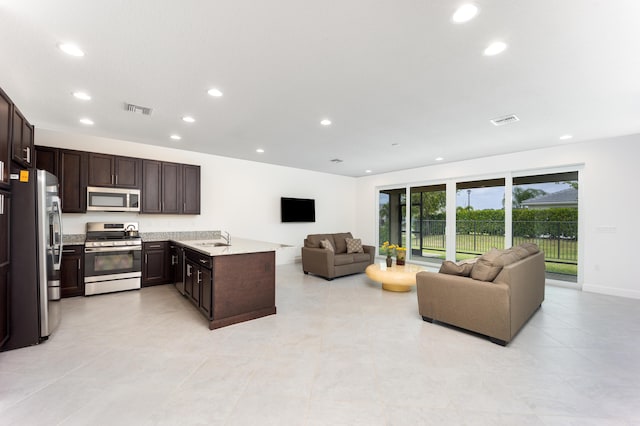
559,134,573,140
72,91,91,101
452,4,479,23
435,157,444,161
365,170,372,173
182,116,195,123
484,41,507,56
79,118,94,125
170,134,182,140
58,43,84,57
320,119,331,126
207,88,223,97
256,148,264,153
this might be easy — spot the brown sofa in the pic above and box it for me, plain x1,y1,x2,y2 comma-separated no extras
302,233,375,280
416,245,545,345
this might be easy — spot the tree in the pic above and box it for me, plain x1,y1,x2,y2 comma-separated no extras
512,187,547,208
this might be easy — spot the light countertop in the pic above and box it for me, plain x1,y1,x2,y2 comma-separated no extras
174,237,290,257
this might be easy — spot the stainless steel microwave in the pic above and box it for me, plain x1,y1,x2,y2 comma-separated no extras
86,186,141,212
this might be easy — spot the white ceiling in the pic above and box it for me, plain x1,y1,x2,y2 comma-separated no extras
1,0,639,177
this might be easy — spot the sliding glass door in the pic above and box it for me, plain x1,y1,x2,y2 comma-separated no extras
409,185,446,264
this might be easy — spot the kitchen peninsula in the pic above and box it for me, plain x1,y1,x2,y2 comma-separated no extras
172,237,280,329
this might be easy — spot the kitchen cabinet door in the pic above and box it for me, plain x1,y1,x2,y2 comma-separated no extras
11,108,33,167
0,90,10,188
182,164,200,214
59,149,88,213
88,153,114,187
114,156,140,188
199,267,212,317
61,245,84,298
35,146,59,177
0,190,9,347
184,258,196,300
161,162,180,214
142,160,162,213
142,241,170,286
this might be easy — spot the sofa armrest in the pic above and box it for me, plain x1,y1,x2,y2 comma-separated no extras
301,247,334,278
362,245,375,263
416,271,510,341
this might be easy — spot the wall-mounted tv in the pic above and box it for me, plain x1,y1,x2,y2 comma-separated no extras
281,197,315,223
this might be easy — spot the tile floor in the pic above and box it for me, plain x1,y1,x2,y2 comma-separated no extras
1,263,640,425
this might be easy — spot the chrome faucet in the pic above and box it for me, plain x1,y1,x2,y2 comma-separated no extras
221,231,231,245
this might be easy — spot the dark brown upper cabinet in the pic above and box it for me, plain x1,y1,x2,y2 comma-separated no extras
142,160,199,215
59,149,88,213
35,146,59,177
88,153,141,189
11,107,33,168
0,90,11,188
182,164,201,214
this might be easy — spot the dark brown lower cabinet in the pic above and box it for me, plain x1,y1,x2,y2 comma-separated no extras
1,189,9,347
142,241,171,287
61,245,84,298
181,247,275,329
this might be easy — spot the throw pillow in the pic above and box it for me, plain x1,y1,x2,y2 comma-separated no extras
470,248,505,282
320,239,334,252
345,238,364,253
439,259,476,277
519,243,540,255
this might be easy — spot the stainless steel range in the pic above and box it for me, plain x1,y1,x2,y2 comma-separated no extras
84,222,142,296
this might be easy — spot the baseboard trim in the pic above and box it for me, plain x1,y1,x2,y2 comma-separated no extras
582,283,640,300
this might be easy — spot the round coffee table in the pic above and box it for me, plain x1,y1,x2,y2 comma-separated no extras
365,262,428,292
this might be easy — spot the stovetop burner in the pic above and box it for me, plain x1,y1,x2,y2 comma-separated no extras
85,222,142,247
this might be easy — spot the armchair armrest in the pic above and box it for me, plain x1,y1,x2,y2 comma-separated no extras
363,245,375,263
301,247,335,279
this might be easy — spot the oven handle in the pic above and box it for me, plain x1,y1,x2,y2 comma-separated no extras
85,246,142,253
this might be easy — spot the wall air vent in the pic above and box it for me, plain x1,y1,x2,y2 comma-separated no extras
490,114,519,126
124,103,153,116
330,158,343,163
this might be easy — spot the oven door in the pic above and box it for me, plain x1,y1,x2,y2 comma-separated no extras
84,246,142,280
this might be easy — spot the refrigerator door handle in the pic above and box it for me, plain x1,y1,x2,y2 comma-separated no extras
52,195,63,270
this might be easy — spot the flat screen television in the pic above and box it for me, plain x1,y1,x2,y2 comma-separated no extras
281,197,315,222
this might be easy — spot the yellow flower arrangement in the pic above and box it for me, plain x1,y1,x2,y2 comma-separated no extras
381,241,397,257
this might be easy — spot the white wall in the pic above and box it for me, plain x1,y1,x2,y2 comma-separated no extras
36,129,358,264
354,134,640,300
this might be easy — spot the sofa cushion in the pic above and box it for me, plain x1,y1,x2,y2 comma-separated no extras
332,232,353,254
352,252,371,263
470,248,505,281
306,234,334,249
334,254,354,266
439,259,476,277
345,238,364,253
520,243,540,255
320,239,335,252
511,246,530,260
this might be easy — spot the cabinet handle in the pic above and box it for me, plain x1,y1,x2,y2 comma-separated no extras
186,264,192,277
171,255,178,265
197,270,202,284
0,194,4,215
115,174,118,185
199,259,207,264
148,244,161,248
77,259,81,270
24,146,31,163
145,254,148,263
62,249,76,253
0,160,4,181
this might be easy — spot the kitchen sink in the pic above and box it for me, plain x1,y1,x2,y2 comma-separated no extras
195,242,230,247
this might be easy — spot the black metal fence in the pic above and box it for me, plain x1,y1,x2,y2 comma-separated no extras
412,219,577,264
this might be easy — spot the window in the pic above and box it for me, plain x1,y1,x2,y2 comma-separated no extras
409,184,446,264
378,188,405,255
455,179,506,261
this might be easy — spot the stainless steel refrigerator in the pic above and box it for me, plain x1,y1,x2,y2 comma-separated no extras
3,169,62,351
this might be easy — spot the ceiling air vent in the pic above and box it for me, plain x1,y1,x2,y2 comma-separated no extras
490,114,519,126
330,158,343,163
124,102,153,116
